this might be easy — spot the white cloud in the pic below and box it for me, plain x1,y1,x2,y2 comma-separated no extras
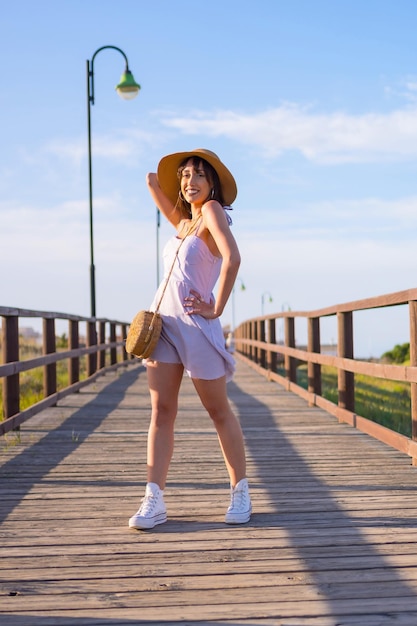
43,127,157,167
2,195,414,357
236,195,417,241
385,78,417,105
44,135,136,165
162,102,417,164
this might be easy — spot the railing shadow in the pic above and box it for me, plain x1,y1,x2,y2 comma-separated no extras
3,363,417,623
226,376,417,618
0,365,143,525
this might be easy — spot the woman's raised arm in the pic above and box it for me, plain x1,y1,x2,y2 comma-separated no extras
146,172,181,227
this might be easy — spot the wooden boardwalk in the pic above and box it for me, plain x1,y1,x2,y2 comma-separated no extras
2,357,417,625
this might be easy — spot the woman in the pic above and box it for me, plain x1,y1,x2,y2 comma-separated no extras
128,148,251,529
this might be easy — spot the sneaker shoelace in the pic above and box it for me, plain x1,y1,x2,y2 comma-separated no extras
230,487,247,512
138,494,158,516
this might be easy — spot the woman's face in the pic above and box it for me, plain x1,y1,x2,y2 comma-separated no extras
180,159,211,208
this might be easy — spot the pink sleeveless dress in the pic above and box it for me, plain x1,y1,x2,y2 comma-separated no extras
146,229,235,382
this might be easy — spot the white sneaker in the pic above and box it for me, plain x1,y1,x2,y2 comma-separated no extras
225,478,252,524
128,482,167,530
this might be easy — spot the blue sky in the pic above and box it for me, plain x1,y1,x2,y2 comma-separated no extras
1,0,417,357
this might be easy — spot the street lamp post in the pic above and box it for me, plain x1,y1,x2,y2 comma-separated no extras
87,45,140,317
261,291,273,316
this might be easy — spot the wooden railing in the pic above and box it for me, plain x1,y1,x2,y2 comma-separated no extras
234,287,417,464
0,306,133,435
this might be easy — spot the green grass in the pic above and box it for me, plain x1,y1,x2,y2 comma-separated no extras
296,364,411,437
0,338,89,422
1,339,412,439
18,357,89,411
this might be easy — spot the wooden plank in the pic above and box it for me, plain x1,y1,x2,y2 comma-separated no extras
2,359,417,624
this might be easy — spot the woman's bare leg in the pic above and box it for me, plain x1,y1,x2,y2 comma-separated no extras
192,375,246,486
146,361,184,489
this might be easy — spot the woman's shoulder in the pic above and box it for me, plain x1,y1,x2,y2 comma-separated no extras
201,200,231,227
201,200,224,222
202,199,223,213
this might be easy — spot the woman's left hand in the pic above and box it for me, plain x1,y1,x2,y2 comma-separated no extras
184,289,217,318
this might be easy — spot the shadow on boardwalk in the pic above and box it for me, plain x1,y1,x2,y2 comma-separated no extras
0,366,142,525
1,359,417,624
228,369,417,622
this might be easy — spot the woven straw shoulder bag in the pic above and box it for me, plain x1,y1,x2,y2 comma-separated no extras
125,217,201,359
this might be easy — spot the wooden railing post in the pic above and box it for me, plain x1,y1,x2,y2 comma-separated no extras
337,311,354,411
69,320,80,385
235,323,242,356
241,322,248,357
110,323,117,365
99,321,106,370
252,320,256,362
43,318,57,399
235,325,240,355
0,307,132,436
308,317,322,403
409,300,417,464
121,323,128,362
284,316,297,383
259,320,266,368
249,321,255,361
87,321,97,377
2,315,20,419
268,318,277,373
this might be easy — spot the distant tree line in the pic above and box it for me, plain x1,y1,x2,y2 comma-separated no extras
382,342,410,364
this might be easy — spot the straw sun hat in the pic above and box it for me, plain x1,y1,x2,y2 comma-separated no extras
157,148,237,206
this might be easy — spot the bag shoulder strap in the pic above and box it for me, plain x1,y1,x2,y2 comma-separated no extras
154,216,202,314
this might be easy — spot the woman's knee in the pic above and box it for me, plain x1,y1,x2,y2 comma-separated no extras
150,401,177,427
205,403,234,427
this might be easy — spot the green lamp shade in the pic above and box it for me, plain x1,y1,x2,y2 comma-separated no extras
116,70,140,100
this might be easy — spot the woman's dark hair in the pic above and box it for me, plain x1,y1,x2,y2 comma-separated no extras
176,156,224,218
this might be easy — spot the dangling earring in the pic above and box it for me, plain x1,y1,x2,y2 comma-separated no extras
210,188,215,199
179,190,185,202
